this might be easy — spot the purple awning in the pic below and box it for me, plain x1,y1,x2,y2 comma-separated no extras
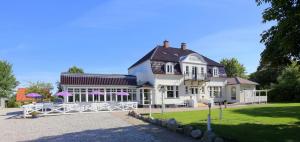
56,91,72,97
26,93,42,98
89,91,105,95
116,92,129,96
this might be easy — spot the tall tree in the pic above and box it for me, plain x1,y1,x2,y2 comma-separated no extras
220,58,247,78
252,0,300,88
0,60,18,98
269,61,300,101
249,63,283,89
25,81,53,99
67,66,84,74
257,0,300,67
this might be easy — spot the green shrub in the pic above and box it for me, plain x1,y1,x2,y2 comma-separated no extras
269,62,300,102
6,96,20,108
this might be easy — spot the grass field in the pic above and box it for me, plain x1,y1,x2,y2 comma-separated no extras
152,103,300,142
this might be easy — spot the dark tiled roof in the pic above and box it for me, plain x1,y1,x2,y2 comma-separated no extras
151,46,195,62
151,61,182,75
129,46,224,69
60,73,137,86
129,47,157,69
138,82,154,88
227,77,258,85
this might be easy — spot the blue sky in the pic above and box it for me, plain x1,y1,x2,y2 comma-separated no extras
0,0,269,88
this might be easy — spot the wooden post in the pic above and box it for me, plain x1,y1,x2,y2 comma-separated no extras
266,90,268,104
149,89,152,118
73,89,75,103
252,91,254,104
104,88,107,102
86,89,89,102
219,102,222,120
258,91,261,104
142,89,144,105
243,90,246,104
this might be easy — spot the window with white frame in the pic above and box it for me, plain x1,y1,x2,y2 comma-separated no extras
166,63,174,74
201,86,205,94
185,66,189,75
213,67,219,77
201,67,204,74
190,87,198,95
209,86,222,98
166,86,179,98
209,87,213,97
185,86,189,94
166,86,174,98
175,86,179,98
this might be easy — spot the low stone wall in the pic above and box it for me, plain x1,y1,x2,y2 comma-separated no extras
128,111,225,142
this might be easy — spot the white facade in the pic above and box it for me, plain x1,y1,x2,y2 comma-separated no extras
128,53,230,106
225,84,257,103
61,85,138,103
60,45,261,106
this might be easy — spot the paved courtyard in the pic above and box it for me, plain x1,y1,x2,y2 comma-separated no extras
0,108,196,142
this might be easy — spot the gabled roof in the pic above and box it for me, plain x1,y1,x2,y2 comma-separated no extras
128,47,157,69
60,73,137,86
129,46,223,69
227,77,259,85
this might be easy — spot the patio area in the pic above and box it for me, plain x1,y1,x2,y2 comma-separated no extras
0,108,197,142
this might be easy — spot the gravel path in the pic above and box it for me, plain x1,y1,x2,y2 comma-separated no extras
0,108,196,142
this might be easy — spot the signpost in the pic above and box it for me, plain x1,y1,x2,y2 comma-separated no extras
159,85,166,114
219,102,223,120
207,102,212,131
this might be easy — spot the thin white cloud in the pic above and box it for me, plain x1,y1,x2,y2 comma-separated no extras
0,43,31,56
189,26,268,74
69,0,241,29
70,0,162,29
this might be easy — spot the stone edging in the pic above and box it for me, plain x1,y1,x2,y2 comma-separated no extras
128,111,225,142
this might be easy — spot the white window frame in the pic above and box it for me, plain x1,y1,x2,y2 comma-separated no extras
200,86,205,94
201,67,204,74
212,67,219,77
209,86,222,98
185,66,189,75
165,62,174,74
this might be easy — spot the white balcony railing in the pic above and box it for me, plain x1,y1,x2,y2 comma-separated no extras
184,73,206,80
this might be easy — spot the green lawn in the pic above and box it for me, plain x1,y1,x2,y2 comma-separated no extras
152,103,300,142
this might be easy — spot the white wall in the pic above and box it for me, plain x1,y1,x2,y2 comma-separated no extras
153,74,186,105
180,54,207,78
128,60,155,85
226,84,256,103
205,79,227,102
240,84,256,91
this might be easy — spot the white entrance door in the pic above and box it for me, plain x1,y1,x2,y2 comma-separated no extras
190,86,199,100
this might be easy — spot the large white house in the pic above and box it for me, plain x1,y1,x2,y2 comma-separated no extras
60,40,265,107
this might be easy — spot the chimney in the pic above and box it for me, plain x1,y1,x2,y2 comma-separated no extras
163,40,169,48
181,42,187,50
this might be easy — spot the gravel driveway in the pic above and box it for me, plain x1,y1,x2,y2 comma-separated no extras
0,108,196,142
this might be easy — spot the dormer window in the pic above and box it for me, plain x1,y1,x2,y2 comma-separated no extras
213,67,219,77
166,62,174,74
